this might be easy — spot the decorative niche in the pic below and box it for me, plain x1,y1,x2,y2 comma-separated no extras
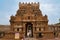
0,32,5,38
28,16,30,19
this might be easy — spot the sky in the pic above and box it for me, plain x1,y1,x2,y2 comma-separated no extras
0,0,60,25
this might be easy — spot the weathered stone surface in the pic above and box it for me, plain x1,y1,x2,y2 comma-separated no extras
0,2,60,40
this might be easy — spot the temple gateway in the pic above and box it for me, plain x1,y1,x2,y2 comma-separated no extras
0,2,60,40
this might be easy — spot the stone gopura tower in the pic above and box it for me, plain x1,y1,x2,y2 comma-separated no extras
10,2,54,40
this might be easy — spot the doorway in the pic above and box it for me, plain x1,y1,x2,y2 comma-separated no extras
38,33,43,38
25,22,33,37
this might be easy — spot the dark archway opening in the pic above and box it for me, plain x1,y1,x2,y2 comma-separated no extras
25,22,33,37
54,32,58,37
38,33,43,38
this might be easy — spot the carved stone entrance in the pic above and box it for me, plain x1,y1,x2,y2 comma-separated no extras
39,33,43,38
25,22,33,37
